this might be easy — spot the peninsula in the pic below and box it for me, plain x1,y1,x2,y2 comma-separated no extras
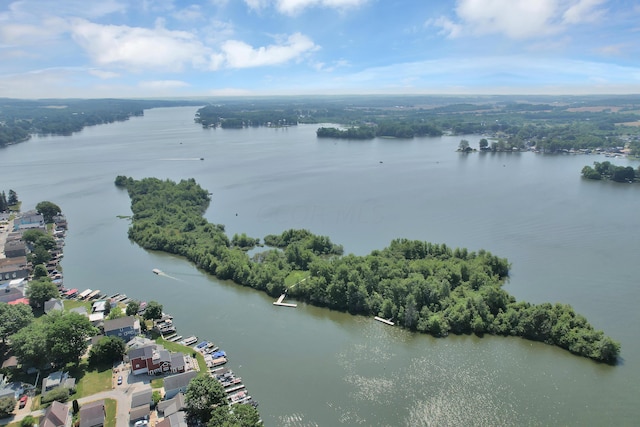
116,176,620,364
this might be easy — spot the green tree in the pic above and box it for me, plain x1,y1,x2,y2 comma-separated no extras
107,306,124,320
458,139,470,152
88,336,126,366
126,301,140,316
185,375,228,424
0,396,16,417
0,302,34,342
41,386,70,404
35,201,62,223
26,279,59,309
152,391,162,408
11,321,48,368
29,246,52,266
581,165,601,180
209,404,262,427
32,264,49,279
479,138,489,150
21,415,36,427
143,301,163,320
45,311,97,367
8,189,18,206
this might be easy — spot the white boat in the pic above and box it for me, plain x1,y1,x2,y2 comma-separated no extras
152,268,162,275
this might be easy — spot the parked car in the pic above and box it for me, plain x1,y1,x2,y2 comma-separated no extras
134,420,148,427
19,395,28,409
117,376,122,385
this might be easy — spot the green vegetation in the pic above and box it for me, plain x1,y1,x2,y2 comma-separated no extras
150,378,164,389
0,302,34,343
581,161,639,182
184,375,228,425
19,415,37,427
71,363,113,398
104,398,117,427
0,98,202,146
143,301,163,320
118,176,620,363
26,279,59,310
88,336,126,366
35,201,62,223
156,338,207,372
0,396,16,418
41,386,70,404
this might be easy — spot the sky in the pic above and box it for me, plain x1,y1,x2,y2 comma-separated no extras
1,0,639,98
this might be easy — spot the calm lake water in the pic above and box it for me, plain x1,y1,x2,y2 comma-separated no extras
2,107,639,426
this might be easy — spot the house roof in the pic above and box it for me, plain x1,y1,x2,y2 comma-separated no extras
156,412,188,427
131,386,153,408
157,393,185,417
79,400,105,427
128,344,156,361
44,298,64,313
39,400,69,427
129,404,150,421
103,315,136,332
163,371,198,393
170,353,185,370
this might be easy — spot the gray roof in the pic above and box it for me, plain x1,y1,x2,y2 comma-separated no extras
157,393,185,416
103,315,136,332
40,401,69,427
44,299,64,314
131,386,153,408
129,404,150,421
170,353,185,370
156,412,188,427
79,400,105,427
163,371,197,393
0,388,15,399
128,344,156,360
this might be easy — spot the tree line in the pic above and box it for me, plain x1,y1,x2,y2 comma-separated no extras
117,176,620,364
581,161,639,182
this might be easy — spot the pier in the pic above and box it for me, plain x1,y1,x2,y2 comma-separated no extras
273,293,297,308
374,316,395,326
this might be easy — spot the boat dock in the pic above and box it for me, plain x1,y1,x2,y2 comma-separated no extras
273,293,297,308
374,316,395,326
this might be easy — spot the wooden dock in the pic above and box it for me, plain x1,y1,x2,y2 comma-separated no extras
374,316,395,326
273,293,297,308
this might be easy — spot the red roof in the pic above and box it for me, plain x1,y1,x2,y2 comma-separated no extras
65,288,78,295
8,298,29,305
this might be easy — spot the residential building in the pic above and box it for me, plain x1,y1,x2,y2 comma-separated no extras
156,412,188,427
163,371,198,400
79,400,105,427
39,401,70,427
130,386,152,422
103,315,140,341
44,298,64,314
128,344,187,376
42,371,75,393
157,393,185,417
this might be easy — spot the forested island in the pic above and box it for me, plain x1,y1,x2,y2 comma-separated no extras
581,161,639,182
192,95,640,153
115,176,620,364
0,98,201,146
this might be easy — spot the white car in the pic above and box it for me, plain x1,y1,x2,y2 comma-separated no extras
134,420,148,427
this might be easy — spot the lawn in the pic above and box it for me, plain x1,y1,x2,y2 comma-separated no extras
63,299,91,312
156,338,207,373
70,361,113,399
150,378,164,389
285,270,309,287
104,398,116,427
5,416,39,427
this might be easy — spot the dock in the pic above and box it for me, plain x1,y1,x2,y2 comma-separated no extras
273,293,297,308
374,316,395,326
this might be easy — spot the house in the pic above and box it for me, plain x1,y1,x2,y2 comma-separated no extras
39,400,70,427
129,386,152,422
156,412,188,427
13,211,45,231
163,371,197,400
92,300,107,313
0,286,25,304
4,240,26,258
44,298,64,314
42,371,76,393
79,400,105,427
128,344,187,376
0,256,29,281
103,315,140,341
0,388,14,400
157,392,185,417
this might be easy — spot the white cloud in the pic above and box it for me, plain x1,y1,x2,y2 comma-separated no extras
88,69,120,79
219,32,318,68
432,0,608,40
173,5,204,22
244,0,367,15
139,80,190,89
70,19,208,72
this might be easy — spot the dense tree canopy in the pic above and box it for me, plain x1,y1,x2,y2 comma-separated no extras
88,336,126,366
118,176,621,364
184,375,228,424
143,301,163,320
36,201,62,223
0,302,34,342
581,161,638,183
26,279,59,309
0,396,16,417
209,404,262,427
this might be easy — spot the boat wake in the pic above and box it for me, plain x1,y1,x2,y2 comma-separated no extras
153,269,185,282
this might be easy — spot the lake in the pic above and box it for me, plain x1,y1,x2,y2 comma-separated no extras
2,106,639,426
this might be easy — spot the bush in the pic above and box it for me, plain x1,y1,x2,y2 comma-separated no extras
0,396,16,418
41,386,70,404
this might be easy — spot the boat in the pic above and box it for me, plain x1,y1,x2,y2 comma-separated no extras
181,336,198,346
152,268,162,275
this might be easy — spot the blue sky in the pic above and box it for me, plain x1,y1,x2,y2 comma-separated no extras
1,0,639,98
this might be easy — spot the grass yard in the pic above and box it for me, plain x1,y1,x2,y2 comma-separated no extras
71,362,113,399
150,378,164,388
63,299,91,312
5,416,39,427
285,270,309,287
104,398,117,427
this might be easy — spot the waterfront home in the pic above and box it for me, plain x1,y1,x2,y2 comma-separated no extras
156,412,188,427
128,343,188,376
44,298,64,314
79,400,105,427
13,211,45,231
4,239,26,258
39,401,70,427
103,315,140,341
163,371,198,400
0,256,29,281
